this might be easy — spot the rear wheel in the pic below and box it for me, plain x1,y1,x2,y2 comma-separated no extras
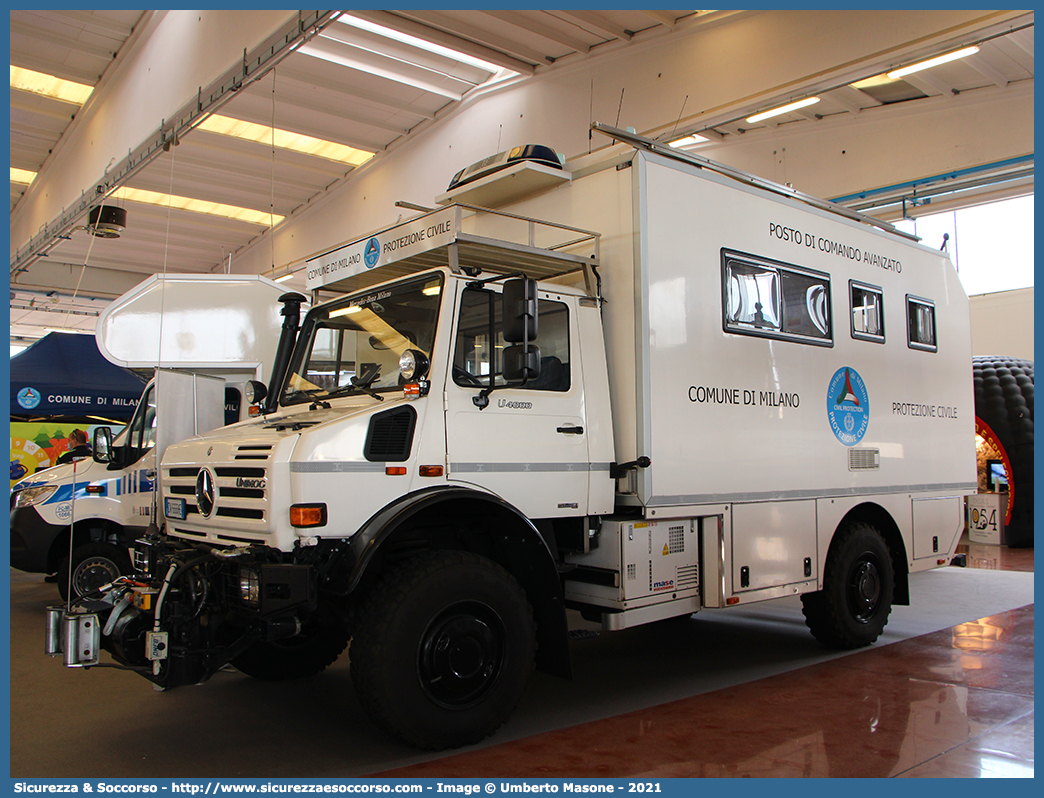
350,550,536,750
801,522,894,649
57,542,131,601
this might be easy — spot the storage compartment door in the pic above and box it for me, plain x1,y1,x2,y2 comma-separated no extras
731,500,817,592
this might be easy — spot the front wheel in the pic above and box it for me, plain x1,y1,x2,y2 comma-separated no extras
801,522,895,649
231,613,349,681
350,551,536,750
57,542,131,601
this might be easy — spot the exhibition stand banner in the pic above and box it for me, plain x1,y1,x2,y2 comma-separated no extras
10,421,125,488
10,331,145,419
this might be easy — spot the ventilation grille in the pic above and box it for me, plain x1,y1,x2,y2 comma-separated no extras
849,448,880,471
364,405,418,462
626,563,636,581
676,563,699,590
668,525,685,554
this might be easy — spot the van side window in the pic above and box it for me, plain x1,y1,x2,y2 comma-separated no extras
453,288,570,391
850,281,885,342
722,249,831,346
907,295,937,352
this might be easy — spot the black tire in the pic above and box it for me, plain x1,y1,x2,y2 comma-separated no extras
973,356,1034,547
801,522,894,649
350,550,536,750
232,610,349,681
57,542,131,601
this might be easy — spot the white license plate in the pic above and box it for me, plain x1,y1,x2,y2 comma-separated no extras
164,497,186,520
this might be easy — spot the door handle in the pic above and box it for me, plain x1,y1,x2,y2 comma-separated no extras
556,425,584,435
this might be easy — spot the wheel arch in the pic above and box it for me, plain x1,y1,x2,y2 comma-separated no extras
833,502,909,606
345,486,571,678
47,518,127,574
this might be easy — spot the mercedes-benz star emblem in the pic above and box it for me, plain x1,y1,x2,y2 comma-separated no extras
196,468,216,518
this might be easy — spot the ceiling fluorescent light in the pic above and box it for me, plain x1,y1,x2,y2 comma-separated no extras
668,134,710,148
886,46,980,79
746,97,820,124
10,167,36,185
112,186,284,226
196,115,373,166
10,65,93,104
336,14,508,75
273,272,295,283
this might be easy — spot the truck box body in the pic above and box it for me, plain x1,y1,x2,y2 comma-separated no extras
467,149,975,607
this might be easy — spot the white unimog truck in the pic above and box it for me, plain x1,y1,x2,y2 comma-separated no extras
48,126,976,750
13,274,297,598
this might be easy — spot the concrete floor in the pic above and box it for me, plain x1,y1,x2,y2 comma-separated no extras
8,539,1033,778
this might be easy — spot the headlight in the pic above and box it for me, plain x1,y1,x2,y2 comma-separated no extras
399,349,430,381
239,567,260,606
13,485,58,509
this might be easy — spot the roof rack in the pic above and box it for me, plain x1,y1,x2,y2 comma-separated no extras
591,122,920,242
307,203,601,297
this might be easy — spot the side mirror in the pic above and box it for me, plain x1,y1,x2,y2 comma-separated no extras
502,277,538,343
244,380,268,406
503,344,541,384
93,427,114,464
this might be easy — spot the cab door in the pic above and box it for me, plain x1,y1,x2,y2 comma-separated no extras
445,285,590,519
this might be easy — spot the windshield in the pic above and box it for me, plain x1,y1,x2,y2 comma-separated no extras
281,274,443,406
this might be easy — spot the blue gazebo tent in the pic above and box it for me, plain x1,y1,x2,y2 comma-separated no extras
10,332,146,420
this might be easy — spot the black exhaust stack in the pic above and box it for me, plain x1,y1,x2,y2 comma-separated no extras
265,292,307,414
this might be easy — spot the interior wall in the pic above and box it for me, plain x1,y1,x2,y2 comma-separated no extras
9,9,294,253
228,9,1032,276
969,288,1035,361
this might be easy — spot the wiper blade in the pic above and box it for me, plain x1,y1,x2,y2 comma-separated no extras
287,388,331,409
349,366,384,402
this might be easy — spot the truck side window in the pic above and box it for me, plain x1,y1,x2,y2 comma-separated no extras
126,385,157,459
453,288,570,391
722,249,831,345
850,281,885,342
906,295,937,352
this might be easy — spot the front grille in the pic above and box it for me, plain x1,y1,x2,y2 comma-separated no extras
215,466,265,478
164,455,269,531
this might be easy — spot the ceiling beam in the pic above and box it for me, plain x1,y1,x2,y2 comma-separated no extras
394,9,552,67
966,57,1010,89
479,10,592,55
553,10,632,42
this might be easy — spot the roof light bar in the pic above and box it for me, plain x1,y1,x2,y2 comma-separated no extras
667,134,710,148
11,167,36,185
336,14,507,74
10,65,93,105
746,97,820,124
887,46,980,80
113,186,284,226
196,114,373,166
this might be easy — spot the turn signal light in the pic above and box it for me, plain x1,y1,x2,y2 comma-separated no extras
419,465,444,477
385,466,407,476
726,597,740,605
248,405,262,416
290,503,327,528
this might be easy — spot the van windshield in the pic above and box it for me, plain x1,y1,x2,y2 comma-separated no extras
281,274,443,406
